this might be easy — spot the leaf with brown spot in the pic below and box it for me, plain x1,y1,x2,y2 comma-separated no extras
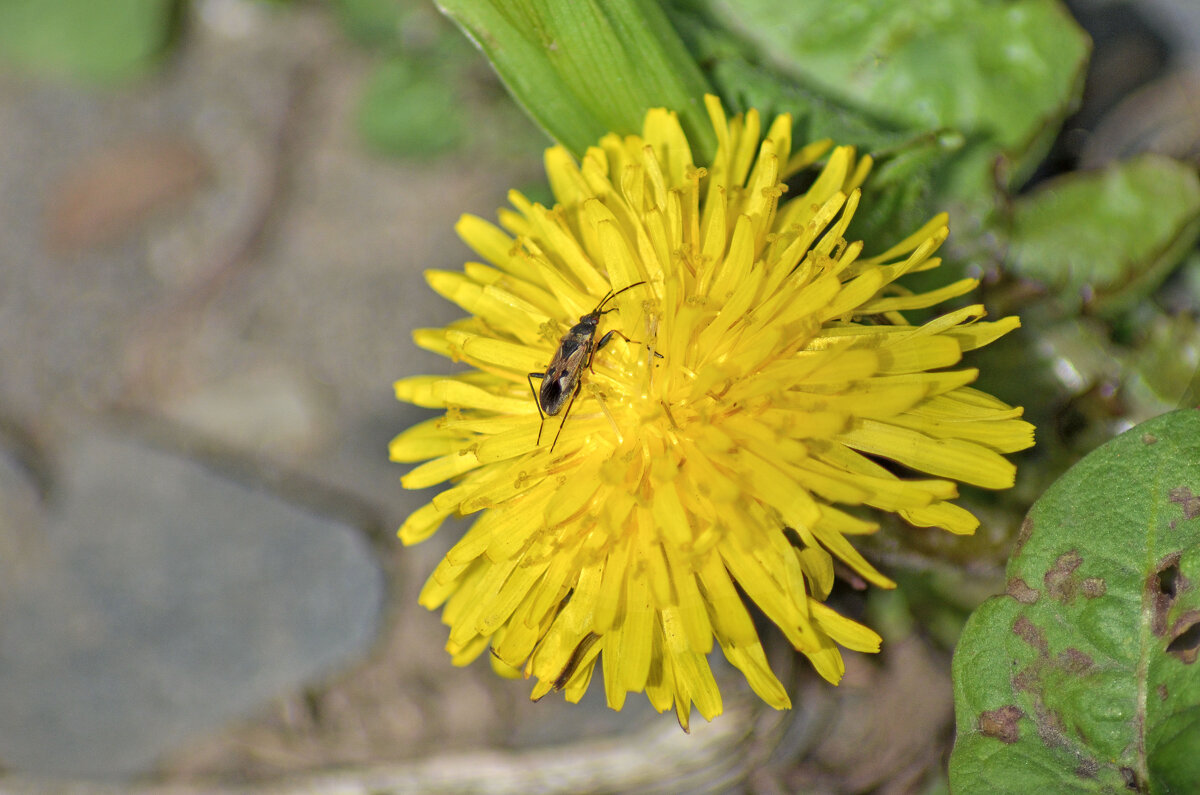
1013,615,1049,656
1044,550,1083,603
1007,577,1040,605
951,409,1200,793
1013,515,1035,555
1075,756,1100,779
1166,611,1200,664
1168,486,1200,521
1151,555,1183,636
1056,648,1098,675
979,705,1023,744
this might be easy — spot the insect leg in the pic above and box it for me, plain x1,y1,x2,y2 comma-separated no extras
527,372,547,445
595,328,631,352
588,329,632,370
549,379,581,453
590,330,663,370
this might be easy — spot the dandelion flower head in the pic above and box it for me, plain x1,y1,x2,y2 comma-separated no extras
392,96,1035,729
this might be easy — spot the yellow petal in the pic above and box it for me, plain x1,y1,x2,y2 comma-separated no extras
389,418,467,463
455,214,537,281
858,213,949,265
902,500,980,535
721,642,790,709
696,550,759,647
400,448,481,489
840,419,1018,489
804,639,847,685
397,500,455,545
859,277,979,313
810,600,882,652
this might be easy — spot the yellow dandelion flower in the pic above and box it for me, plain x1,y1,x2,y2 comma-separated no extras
392,95,1035,730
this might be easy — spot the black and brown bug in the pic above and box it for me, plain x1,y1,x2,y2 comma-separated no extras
527,281,653,451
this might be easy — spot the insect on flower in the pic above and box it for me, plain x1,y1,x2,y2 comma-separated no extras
394,98,1037,727
527,280,653,451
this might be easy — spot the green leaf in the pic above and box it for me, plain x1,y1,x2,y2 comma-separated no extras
0,0,178,82
435,0,715,159
700,0,1089,189
950,409,1200,793
1008,155,1200,313
666,0,1092,275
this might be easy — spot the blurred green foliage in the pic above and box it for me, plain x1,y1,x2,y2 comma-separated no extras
0,0,179,82
337,0,545,159
356,55,467,157
332,0,402,47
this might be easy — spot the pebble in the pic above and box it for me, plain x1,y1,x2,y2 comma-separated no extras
0,430,385,779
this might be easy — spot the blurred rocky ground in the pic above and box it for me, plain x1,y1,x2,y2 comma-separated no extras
0,0,535,784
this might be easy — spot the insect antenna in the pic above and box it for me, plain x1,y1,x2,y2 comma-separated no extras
595,280,648,314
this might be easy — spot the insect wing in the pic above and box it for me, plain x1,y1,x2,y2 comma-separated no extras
556,332,583,359
539,347,587,415
538,371,569,415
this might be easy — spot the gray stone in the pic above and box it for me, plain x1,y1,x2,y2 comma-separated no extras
0,431,385,779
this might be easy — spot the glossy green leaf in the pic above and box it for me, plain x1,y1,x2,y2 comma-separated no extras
1009,155,1200,312
701,0,1089,189
950,409,1200,793
435,0,714,159
0,0,177,82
